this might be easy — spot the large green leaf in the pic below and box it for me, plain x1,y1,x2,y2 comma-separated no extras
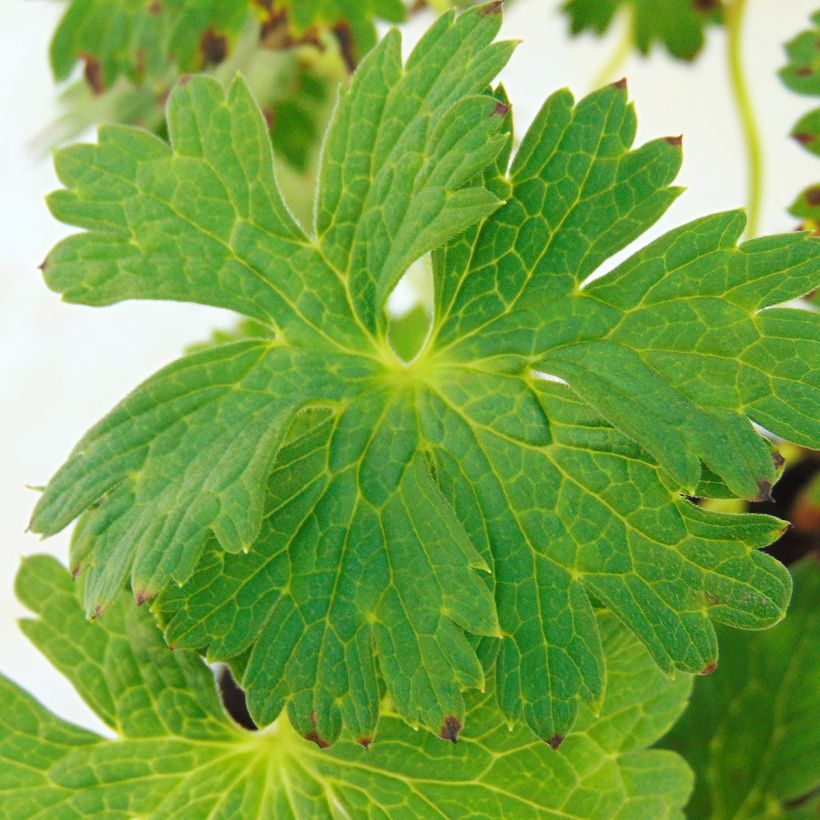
662,558,820,818
32,4,820,745
562,0,723,61
1,555,693,819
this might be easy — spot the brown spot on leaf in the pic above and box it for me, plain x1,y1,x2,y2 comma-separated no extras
200,29,228,66
135,590,152,606
439,716,462,743
692,0,717,11
805,187,820,206
333,22,357,73
262,107,275,129
755,480,775,503
304,731,331,749
70,564,83,579
772,450,785,471
493,101,510,118
700,661,718,675
91,604,105,620
665,135,683,146
611,77,627,91
793,133,815,146
148,0,162,13
546,733,564,750
38,258,48,272
82,54,104,95
479,0,504,15
704,591,721,607
179,74,192,86
797,67,813,77
358,737,372,750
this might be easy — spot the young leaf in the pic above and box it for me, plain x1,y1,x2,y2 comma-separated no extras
780,11,820,231
32,4,820,745
661,558,820,818
1,555,694,819
562,0,723,61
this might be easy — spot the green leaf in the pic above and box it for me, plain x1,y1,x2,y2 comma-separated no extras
50,0,405,91
661,558,820,818
780,11,820,231
562,0,723,61
1,555,694,819
33,4,820,745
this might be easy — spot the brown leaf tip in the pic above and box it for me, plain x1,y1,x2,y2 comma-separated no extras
755,480,775,504
771,450,785,470
493,101,510,118
545,733,564,750
479,0,504,16
135,590,152,606
665,135,683,146
700,661,718,676
439,716,462,743
793,133,814,146
357,737,372,751
611,77,627,91
38,258,48,272
304,731,331,749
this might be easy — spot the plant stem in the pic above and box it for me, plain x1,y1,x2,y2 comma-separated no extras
590,11,634,90
726,0,763,238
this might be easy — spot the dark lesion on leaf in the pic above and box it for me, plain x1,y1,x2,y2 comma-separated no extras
148,0,162,14
82,54,104,95
692,0,719,12
611,77,628,91
304,731,331,749
200,29,229,66
357,736,372,750
805,187,820,207
333,22,358,73
665,135,684,146
439,715,462,743
700,661,718,675
755,479,775,504
545,733,564,750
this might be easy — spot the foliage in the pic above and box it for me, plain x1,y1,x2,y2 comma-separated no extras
661,557,820,818
26,4,820,754
562,0,724,61
780,10,820,232
0,554,694,819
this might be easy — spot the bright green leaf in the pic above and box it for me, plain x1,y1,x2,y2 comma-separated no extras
1,555,694,819
661,558,820,818
562,0,723,61
32,4,820,744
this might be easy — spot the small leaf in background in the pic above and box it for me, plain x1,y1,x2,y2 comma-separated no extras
661,558,820,819
780,10,820,234
1,555,694,819
562,0,723,61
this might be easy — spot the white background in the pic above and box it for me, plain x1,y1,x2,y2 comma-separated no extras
1,0,817,734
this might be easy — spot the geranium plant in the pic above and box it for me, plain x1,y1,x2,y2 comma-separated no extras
3,2,818,817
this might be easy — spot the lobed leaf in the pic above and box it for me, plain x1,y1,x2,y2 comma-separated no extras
1,555,694,819
33,4,820,744
562,0,723,62
661,558,820,818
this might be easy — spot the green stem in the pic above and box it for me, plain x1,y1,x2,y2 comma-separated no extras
726,0,763,238
590,10,634,91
